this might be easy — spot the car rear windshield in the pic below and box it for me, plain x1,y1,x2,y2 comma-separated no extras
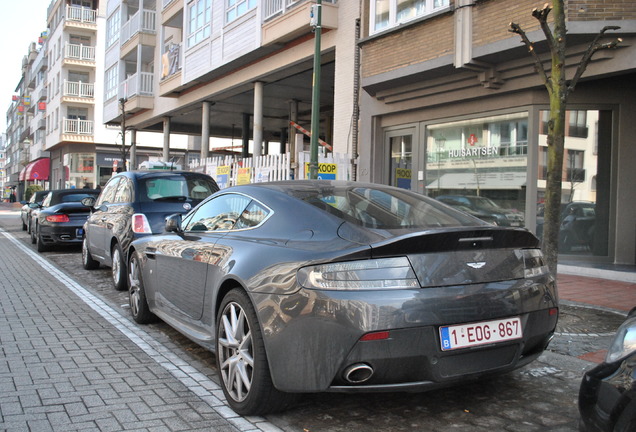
291,185,482,229
139,175,218,203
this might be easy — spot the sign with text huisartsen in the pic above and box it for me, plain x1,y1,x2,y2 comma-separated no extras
216,165,230,189
304,162,337,180
237,167,251,185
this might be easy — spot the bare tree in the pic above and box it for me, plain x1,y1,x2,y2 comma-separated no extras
509,1,620,274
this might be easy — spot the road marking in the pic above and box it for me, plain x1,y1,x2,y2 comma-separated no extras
1,228,280,432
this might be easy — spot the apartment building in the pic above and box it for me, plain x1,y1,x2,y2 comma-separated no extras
102,0,359,161
357,0,636,265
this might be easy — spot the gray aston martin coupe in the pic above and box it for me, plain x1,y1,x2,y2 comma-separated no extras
126,180,558,415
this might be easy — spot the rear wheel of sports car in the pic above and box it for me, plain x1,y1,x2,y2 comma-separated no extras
216,289,295,415
82,237,99,270
128,251,157,324
36,226,49,252
30,224,37,244
111,243,127,291
21,219,27,230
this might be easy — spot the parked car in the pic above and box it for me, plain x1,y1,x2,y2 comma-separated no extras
30,188,100,252
535,201,596,252
20,189,50,232
436,195,525,226
126,180,558,415
82,170,219,290
579,307,636,432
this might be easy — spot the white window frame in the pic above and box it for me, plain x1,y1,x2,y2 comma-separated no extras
226,0,256,23
370,0,449,35
106,10,120,48
104,65,118,101
187,0,211,48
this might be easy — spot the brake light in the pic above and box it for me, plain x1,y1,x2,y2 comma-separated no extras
360,331,390,341
46,214,70,223
132,213,152,234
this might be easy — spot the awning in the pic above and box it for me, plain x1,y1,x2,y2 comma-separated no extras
19,167,27,181
24,158,50,181
427,172,526,190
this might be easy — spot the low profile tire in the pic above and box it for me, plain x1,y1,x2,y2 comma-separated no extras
111,242,127,291
36,226,49,252
82,237,99,270
216,288,296,416
21,219,27,231
128,251,157,324
30,224,37,244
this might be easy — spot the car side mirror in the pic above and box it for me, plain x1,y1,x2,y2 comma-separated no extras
29,203,40,209
165,213,183,234
81,196,96,208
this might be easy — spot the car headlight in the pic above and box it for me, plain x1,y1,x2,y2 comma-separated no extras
606,316,636,363
519,249,550,278
297,257,419,291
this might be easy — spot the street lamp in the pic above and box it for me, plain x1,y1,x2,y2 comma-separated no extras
119,97,128,172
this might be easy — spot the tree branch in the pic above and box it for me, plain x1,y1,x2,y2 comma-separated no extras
509,21,552,93
532,4,556,54
568,26,622,93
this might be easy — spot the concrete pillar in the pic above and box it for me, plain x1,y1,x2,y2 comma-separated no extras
253,81,264,158
201,101,210,161
130,129,137,170
163,117,171,162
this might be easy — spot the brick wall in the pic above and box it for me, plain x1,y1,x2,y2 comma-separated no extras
567,0,636,21
361,13,454,79
473,0,544,47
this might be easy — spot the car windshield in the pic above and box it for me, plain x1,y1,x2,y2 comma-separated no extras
140,176,217,202
289,185,479,229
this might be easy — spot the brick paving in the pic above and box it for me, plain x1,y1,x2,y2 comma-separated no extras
0,225,268,432
557,274,636,313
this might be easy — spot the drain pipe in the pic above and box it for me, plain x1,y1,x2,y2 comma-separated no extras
351,18,361,181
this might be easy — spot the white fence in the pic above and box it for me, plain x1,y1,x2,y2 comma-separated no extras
190,152,353,189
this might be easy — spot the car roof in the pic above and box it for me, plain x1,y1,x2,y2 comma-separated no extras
114,170,214,180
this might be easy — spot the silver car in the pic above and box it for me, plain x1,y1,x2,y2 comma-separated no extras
126,180,558,415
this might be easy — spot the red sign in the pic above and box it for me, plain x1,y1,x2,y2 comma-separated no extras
38,102,46,111
468,134,478,146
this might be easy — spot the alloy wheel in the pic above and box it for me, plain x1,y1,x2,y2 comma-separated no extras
218,301,254,403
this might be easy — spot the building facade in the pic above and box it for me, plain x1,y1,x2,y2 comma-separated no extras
357,0,636,265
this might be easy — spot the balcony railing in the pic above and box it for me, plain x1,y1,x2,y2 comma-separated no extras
63,80,95,98
66,5,97,24
121,72,154,98
65,43,96,61
63,118,94,135
263,0,336,21
121,10,157,45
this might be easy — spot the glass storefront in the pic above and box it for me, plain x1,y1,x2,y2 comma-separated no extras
63,152,95,188
537,110,611,257
425,113,528,227
409,109,611,258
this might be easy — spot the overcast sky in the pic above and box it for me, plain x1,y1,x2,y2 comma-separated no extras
1,0,51,132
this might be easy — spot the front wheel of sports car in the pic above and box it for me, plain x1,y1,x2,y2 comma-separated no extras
216,289,295,416
111,243,127,291
82,237,99,270
128,251,157,324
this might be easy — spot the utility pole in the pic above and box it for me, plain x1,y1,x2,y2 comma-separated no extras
119,97,128,172
309,0,322,180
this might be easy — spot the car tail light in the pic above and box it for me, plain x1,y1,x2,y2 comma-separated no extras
46,214,70,223
520,249,550,278
132,213,152,234
297,257,419,291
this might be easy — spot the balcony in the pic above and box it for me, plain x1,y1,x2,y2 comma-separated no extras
63,118,94,142
159,43,182,97
121,10,157,58
64,43,96,65
120,72,154,112
162,0,182,26
64,5,97,29
262,0,338,46
63,80,95,103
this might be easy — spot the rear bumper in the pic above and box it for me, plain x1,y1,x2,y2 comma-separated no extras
39,225,84,245
255,275,558,393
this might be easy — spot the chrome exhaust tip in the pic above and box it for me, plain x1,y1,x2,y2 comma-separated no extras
343,363,374,384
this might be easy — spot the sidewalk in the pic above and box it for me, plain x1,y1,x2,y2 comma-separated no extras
0,227,271,432
558,273,636,313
